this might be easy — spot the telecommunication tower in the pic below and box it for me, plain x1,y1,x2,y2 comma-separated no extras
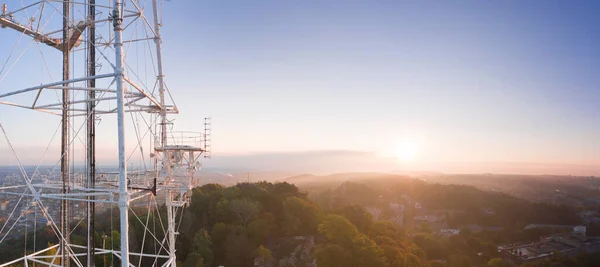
0,1,210,266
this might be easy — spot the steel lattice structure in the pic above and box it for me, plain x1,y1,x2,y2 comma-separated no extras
0,1,210,266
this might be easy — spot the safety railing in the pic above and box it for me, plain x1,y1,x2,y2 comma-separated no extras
162,131,204,148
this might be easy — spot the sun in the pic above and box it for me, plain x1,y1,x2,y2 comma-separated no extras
395,141,419,162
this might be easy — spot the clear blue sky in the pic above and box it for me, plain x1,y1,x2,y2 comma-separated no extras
0,1,599,174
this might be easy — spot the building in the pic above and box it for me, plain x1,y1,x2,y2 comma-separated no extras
0,200,8,211
482,207,495,215
523,224,577,230
499,226,600,266
366,207,382,220
414,214,444,224
439,228,460,237
389,203,404,226
414,212,448,231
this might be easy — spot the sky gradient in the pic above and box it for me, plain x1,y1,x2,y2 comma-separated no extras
0,1,599,175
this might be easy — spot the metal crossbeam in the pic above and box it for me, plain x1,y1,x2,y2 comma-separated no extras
0,17,61,48
0,73,115,99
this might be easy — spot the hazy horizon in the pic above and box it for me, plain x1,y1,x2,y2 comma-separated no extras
2,149,598,177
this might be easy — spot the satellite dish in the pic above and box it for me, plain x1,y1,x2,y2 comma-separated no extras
170,151,182,164
160,166,168,177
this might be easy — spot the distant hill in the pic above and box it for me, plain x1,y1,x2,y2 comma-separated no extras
283,172,409,185
415,173,600,207
199,170,300,185
281,172,413,195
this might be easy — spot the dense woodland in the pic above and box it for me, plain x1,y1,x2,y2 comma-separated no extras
1,175,600,266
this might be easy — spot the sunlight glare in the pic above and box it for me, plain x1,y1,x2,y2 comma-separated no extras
395,141,419,162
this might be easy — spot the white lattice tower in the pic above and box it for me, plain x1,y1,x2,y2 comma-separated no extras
0,1,206,267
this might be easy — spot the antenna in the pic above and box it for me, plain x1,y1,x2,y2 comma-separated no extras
204,117,212,159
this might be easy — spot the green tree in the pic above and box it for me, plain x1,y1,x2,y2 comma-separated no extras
247,218,270,245
282,213,301,237
282,196,321,236
380,245,406,267
405,253,422,267
339,205,374,233
223,186,241,199
350,234,388,267
211,222,230,245
224,227,255,267
418,223,431,234
448,253,472,267
215,198,232,222
230,198,261,227
192,229,213,267
182,252,205,267
460,227,472,237
210,222,231,265
413,233,446,259
110,230,121,249
189,184,224,226
317,214,387,267
315,243,352,267
254,245,276,267
44,242,60,265
318,214,359,245
487,258,505,267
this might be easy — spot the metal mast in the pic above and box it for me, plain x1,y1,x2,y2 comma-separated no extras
86,0,97,265
112,0,130,266
152,0,167,149
61,1,71,266
151,0,176,265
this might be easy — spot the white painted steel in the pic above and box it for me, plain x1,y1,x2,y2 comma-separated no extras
112,0,131,266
